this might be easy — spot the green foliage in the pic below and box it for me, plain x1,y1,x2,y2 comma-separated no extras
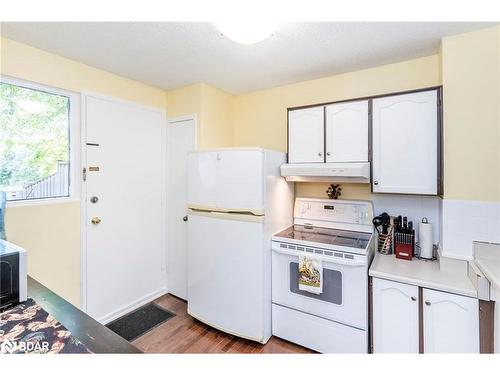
0,82,69,190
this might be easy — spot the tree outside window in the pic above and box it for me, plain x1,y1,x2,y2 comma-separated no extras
0,82,70,201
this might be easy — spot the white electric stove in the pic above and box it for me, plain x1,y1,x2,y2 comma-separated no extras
271,198,375,353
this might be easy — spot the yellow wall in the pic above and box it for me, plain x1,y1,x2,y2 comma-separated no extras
1,37,167,306
199,84,233,149
233,55,441,199
441,26,500,202
166,83,233,149
5,202,81,305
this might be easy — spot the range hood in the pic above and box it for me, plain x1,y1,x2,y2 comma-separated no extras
280,162,371,183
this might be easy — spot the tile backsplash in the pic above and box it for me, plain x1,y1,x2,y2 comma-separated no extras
442,199,500,260
371,194,441,245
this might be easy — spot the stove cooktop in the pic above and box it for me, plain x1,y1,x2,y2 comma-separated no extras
273,225,372,251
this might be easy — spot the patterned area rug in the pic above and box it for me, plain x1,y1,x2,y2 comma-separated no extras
0,298,92,354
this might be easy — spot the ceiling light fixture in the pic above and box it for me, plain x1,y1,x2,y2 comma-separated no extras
216,21,277,45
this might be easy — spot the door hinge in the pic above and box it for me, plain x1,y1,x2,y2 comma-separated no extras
82,167,87,182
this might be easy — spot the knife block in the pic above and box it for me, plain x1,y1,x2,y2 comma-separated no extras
394,231,415,260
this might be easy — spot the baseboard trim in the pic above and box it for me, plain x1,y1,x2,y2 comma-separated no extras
98,288,168,325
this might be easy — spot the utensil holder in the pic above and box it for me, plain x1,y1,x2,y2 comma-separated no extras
377,231,393,255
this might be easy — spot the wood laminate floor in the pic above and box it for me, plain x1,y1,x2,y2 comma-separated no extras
132,294,313,354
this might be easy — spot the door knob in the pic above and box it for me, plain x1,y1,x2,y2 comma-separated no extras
425,301,431,306
183,216,188,222
318,152,323,157
411,296,416,301
90,196,99,204
326,152,331,156
374,181,379,185
91,217,101,225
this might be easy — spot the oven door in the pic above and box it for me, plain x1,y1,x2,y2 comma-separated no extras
271,242,368,330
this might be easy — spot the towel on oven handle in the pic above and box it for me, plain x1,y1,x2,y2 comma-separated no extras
298,255,323,295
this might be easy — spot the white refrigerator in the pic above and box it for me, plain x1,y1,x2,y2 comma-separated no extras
186,148,294,343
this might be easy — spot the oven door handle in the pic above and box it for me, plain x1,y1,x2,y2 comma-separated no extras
272,247,366,266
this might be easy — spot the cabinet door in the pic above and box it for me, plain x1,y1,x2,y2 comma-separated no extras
372,278,419,353
325,100,368,162
423,289,479,353
372,90,438,194
288,106,324,163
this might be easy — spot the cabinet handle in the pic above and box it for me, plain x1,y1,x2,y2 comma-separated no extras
318,152,323,157
326,152,331,156
425,301,431,306
374,181,379,185
411,296,416,301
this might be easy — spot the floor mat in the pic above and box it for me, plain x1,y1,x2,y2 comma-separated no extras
105,303,175,342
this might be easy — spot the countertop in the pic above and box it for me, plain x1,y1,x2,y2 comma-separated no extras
28,276,141,354
473,242,500,293
475,258,500,291
369,252,477,298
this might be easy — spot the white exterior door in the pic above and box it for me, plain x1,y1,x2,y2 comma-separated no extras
166,117,196,300
372,278,419,353
423,288,479,353
372,90,438,194
215,150,264,213
325,100,368,162
83,94,166,323
288,107,324,163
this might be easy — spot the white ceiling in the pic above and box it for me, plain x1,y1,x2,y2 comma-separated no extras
1,22,496,94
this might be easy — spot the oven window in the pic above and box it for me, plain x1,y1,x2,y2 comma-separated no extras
289,262,342,304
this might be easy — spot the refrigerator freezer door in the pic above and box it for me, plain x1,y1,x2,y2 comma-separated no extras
187,212,267,342
216,150,264,214
187,151,218,210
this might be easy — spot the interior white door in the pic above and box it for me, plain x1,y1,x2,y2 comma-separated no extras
215,150,264,212
167,117,196,300
423,288,479,353
84,94,165,323
372,278,419,353
372,90,438,194
288,106,324,163
325,100,368,162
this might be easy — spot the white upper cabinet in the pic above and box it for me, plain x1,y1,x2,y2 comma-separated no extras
325,100,369,163
288,106,324,163
423,288,479,353
372,90,439,195
372,278,419,353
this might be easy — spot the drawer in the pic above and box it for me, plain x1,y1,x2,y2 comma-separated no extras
272,304,367,353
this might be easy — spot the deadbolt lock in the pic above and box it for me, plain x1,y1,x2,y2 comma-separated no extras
91,217,101,225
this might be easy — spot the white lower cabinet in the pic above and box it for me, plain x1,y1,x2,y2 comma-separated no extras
422,288,479,353
372,278,419,353
372,278,479,353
